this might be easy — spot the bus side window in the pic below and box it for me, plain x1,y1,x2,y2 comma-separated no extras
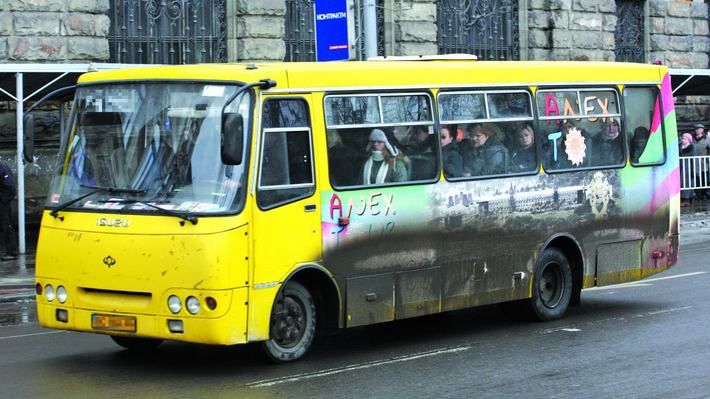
537,88,623,171
257,99,315,209
325,92,437,188
624,87,665,166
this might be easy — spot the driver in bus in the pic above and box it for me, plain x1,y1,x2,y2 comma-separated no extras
363,128,408,185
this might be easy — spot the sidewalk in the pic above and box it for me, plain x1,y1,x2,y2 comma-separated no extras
1,203,709,304
0,253,36,303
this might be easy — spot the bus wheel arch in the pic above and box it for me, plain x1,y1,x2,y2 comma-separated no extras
541,235,584,308
262,265,341,362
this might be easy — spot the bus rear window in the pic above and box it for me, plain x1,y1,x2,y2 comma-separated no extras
623,87,666,166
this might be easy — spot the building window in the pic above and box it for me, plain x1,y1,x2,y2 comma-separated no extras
284,0,316,61
615,0,645,63
109,0,227,64
284,0,384,62
437,0,519,60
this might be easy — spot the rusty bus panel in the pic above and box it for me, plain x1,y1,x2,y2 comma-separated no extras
395,267,441,320
346,273,395,327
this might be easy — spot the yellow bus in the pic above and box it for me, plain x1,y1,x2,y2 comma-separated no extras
32,59,679,362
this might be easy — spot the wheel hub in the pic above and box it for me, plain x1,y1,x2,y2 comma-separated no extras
539,262,564,309
273,296,306,348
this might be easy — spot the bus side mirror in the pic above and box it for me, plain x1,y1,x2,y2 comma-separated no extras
23,114,35,163
221,112,244,165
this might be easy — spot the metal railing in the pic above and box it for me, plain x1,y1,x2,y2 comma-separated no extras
680,155,710,190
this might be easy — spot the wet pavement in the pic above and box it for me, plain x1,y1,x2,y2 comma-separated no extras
0,253,35,304
0,253,37,326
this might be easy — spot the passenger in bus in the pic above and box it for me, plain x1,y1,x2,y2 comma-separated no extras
327,130,360,187
440,127,463,178
363,128,408,184
403,126,436,180
461,124,507,176
509,124,536,173
542,121,590,169
629,126,650,163
66,135,96,193
68,148,96,187
591,119,624,166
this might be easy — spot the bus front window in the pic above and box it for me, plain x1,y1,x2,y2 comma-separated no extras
48,83,251,215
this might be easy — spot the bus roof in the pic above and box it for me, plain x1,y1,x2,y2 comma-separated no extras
77,61,667,90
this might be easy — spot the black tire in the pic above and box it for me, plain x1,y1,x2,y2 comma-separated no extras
262,281,316,363
526,247,573,321
110,335,163,351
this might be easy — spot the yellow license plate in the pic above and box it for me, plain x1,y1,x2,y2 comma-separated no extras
91,314,137,332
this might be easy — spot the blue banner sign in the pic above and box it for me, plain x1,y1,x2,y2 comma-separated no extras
314,0,351,62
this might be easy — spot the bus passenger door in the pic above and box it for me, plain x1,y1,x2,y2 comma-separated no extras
251,95,322,297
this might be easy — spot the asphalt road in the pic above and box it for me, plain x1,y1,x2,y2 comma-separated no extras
1,243,709,399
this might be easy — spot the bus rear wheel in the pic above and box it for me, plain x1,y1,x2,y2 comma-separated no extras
110,335,163,351
262,281,316,363
528,247,573,321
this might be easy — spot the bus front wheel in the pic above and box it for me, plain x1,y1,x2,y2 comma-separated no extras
110,335,163,351
262,281,316,363
528,247,573,321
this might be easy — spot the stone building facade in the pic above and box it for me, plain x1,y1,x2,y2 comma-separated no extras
0,0,110,62
3,1,705,66
0,0,708,247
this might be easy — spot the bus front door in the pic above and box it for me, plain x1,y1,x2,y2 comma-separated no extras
249,96,322,340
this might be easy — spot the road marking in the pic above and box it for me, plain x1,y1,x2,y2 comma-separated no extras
585,271,707,291
640,271,706,283
561,328,581,332
585,283,652,291
540,306,692,334
0,330,64,341
247,345,471,388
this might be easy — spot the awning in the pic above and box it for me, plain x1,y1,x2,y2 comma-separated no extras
669,68,710,96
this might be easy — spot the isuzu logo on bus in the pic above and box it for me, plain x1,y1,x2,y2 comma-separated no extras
97,217,131,227
103,256,117,268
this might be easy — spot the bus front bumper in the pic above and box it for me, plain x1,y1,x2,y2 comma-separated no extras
36,287,249,346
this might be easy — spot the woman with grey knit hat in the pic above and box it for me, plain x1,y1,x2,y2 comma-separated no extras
363,128,409,184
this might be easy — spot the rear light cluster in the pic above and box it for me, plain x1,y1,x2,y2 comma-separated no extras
167,294,217,315
37,283,68,304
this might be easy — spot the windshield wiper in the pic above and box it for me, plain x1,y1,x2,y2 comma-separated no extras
50,185,147,219
118,199,198,225
51,185,198,225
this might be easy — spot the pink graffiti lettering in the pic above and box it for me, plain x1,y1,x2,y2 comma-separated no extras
329,194,343,220
544,93,559,124
328,192,396,221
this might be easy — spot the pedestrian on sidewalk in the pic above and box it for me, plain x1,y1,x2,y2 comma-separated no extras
0,160,17,261
692,123,710,200
680,133,695,207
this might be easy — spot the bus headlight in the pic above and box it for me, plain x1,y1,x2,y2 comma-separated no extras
56,286,68,304
186,296,200,315
45,284,55,302
168,295,182,314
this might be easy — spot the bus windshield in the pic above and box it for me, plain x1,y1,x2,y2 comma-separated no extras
47,82,251,215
